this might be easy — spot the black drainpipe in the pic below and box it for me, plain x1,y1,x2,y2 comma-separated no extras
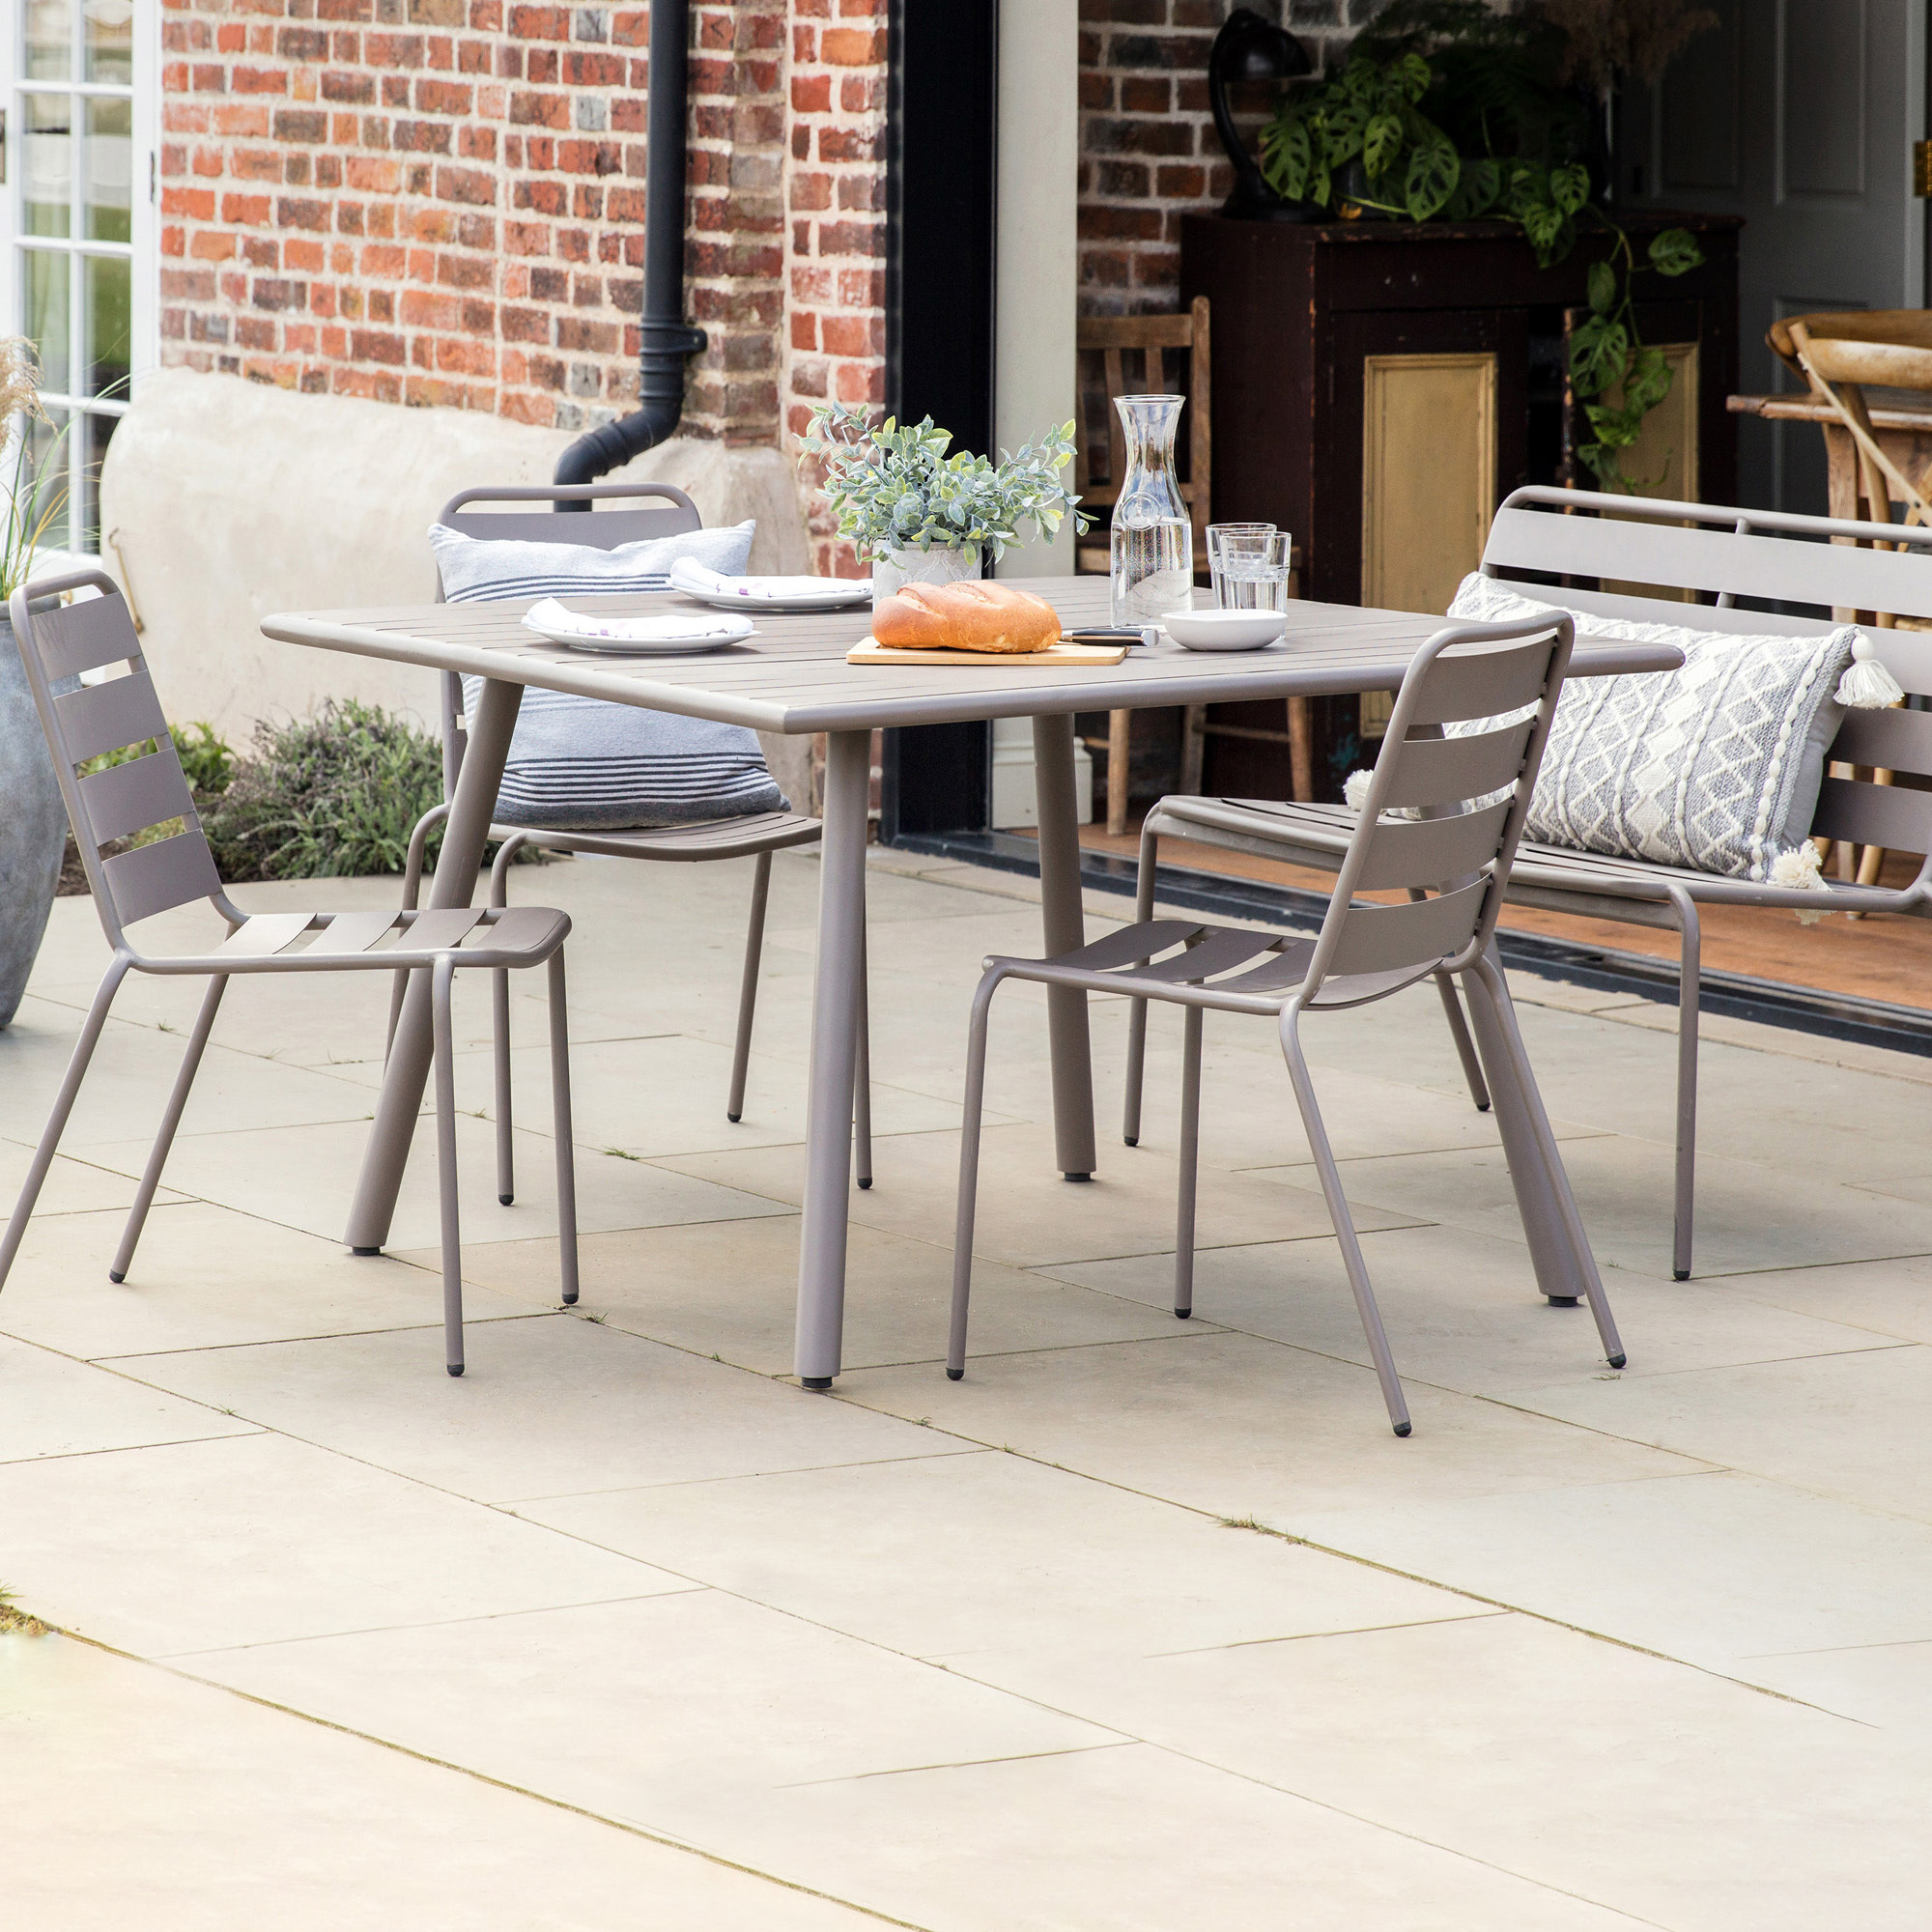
553,0,707,503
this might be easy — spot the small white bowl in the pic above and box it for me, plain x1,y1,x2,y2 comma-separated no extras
1162,608,1286,652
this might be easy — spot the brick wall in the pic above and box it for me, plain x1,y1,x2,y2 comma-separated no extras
781,0,887,578
1077,0,1379,318
157,0,887,476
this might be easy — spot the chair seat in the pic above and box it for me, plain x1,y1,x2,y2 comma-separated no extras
491,810,822,863
1151,795,1920,918
175,903,570,976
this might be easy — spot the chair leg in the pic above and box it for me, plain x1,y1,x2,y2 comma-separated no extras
1280,1000,1411,1436
853,918,872,1189
430,958,465,1377
947,970,1004,1379
0,957,129,1293
387,803,448,1058
1174,1003,1202,1319
1665,886,1700,1282
489,832,526,1206
1430,960,1492,1113
547,950,580,1307
1122,822,1160,1147
727,849,772,1122
111,974,228,1283
1468,952,1627,1371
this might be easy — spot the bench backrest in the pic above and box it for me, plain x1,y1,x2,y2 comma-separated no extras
1481,487,1932,868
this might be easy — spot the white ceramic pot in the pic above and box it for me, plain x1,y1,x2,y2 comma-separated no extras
869,543,982,602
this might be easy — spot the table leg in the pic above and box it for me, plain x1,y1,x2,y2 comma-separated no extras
1032,711,1097,1180
345,677,522,1254
795,727,871,1388
1458,944,1591,1304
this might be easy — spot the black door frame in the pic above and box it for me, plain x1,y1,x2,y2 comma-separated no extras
877,0,1000,843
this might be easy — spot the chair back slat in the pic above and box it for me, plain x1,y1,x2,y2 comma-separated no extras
100,833,223,927
1301,618,1570,1004
440,504,697,550
1377,720,1532,811
31,588,143,681
1328,878,1490,978
1810,775,1932,854
1829,705,1932,774
1350,798,1513,891
53,670,171,766
75,750,196,847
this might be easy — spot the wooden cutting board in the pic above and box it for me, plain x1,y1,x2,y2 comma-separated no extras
846,639,1129,667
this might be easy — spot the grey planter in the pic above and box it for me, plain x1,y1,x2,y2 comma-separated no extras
0,615,67,1027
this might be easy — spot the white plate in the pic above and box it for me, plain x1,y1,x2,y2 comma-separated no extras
1162,608,1287,652
520,602,755,656
681,577,872,613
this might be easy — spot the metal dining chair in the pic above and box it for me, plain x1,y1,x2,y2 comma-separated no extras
947,612,1625,1435
0,568,578,1378
395,481,871,1206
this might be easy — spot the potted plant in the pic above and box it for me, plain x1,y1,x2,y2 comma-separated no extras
798,403,1089,597
0,339,71,1029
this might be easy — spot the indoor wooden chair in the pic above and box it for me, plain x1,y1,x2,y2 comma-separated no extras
947,611,1626,1436
1076,299,1211,836
396,482,871,1206
0,568,575,1377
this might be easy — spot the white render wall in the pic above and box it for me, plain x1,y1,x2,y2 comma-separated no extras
97,370,811,772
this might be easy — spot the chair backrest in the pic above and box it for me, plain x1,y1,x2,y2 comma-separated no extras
1074,298,1211,545
1482,485,1932,871
431,480,705,797
9,567,229,955
1301,614,1571,1007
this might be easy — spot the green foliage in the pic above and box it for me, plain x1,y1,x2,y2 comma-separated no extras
200,700,450,883
1260,37,1706,491
797,403,1091,562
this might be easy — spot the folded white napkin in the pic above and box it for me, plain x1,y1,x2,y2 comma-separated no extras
668,558,869,601
522,597,746,641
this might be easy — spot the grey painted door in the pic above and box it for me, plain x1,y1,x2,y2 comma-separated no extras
1623,0,1926,512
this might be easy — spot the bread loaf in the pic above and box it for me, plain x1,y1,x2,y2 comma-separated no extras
872,579,1061,654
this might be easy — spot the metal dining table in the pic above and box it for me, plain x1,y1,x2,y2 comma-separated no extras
263,578,1680,1387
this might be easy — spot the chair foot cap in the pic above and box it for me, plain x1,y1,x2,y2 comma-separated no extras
1476,1102,1492,1113
447,1363,464,1378
352,1247,382,1258
561,1289,579,1304
726,1112,741,1123
1174,1307,1191,1320
498,1193,514,1207
1608,1352,1628,1370
1673,1268,1690,1281
1392,1420,1412,1437
857,1178,872,1190
801,1376,833,1391
1123,1136,1138,1148
1064,1172,1093,1183
946,1367,964,1380
1546,1294,1579,1307
108,1269,125,1284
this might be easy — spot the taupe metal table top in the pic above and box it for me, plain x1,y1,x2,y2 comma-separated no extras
263,577,1685,735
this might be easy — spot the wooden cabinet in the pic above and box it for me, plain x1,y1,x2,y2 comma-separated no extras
1179,211,1740,798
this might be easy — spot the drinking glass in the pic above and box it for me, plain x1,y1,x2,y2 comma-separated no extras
1206,522,1276,603
1214,529,1293,613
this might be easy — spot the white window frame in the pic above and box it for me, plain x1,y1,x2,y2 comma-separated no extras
0,0,157,560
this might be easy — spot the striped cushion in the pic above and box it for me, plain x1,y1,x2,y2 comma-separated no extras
437,521,788,831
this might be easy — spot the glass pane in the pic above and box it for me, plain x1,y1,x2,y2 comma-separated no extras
84,97,131,242
21,408,72,556
23,0,72,81
74,406,113,552
23,95,72,240
83,0,131,84
25,250,71,395
84,253,128,400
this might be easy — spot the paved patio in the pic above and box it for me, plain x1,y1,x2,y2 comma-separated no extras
5,841,1932,1928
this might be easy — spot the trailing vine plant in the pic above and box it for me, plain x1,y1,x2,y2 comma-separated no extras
1259,48,1705,491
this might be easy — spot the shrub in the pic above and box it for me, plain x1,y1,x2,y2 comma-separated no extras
201,699,448,883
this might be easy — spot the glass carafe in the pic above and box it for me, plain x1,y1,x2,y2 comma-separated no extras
1108,393,1193,626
